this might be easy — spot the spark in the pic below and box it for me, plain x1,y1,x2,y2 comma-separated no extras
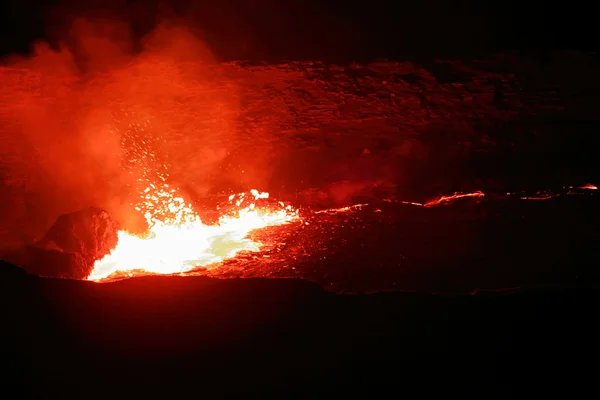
88,188,299,281
88,114,298,281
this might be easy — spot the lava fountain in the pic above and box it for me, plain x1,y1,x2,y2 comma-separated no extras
88,185,299,281
88,103,299,281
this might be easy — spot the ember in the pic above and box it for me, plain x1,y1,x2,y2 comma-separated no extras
88,106,299,281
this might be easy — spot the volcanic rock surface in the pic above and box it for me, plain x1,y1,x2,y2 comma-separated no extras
3,207,119,279
37,206,119,264
1,267,599,398
25,247,89,280
1,52,600,289
2,52,600,239
1,18,598,395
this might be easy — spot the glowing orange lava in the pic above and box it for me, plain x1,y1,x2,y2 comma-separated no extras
88,181,596,281
88,186,299,281
520,194,561,200
422,191,485,207
314,203,369,214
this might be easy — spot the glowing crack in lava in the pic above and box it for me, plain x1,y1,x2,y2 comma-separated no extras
88,187,299,281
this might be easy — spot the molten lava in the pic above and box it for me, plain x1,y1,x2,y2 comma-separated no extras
88,187,299,281
423,191,485,207
88,179,597,282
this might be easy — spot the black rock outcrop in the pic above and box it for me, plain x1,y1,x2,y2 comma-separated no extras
24,207,119,279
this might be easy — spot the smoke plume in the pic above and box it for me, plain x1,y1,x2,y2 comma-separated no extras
0,11,237,243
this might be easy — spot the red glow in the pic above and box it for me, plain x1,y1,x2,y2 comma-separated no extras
314,203,368,214
422,191,485,208
89,189,299,281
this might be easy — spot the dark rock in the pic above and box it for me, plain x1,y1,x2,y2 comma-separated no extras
0,259,28,282
22,207,120,279
3,273,599,397
26,247,89,280
38,207,119,264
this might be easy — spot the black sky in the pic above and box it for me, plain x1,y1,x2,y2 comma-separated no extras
0,0,596,61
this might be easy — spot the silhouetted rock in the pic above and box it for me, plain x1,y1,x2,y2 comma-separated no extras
20,207,120,279
2,273,599,398
0,259,28,282
38,207,119,262
26,247,89,280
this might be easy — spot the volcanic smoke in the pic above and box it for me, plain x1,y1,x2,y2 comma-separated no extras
0,17,243,244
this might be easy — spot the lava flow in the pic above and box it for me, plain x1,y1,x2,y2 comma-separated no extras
88,186,299,281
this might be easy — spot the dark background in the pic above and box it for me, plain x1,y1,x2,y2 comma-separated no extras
0,0,595,61
2,3,600,396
